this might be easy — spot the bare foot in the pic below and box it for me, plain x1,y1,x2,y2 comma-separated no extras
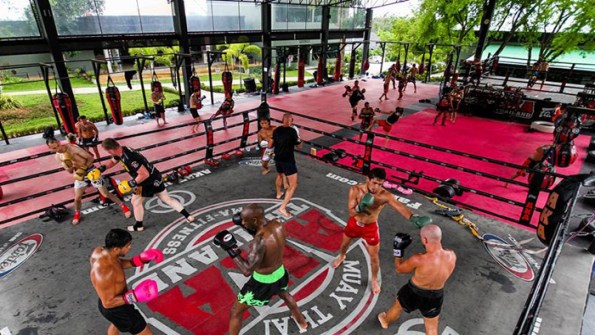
275,191,285,199
293,317,308,333
278,207,291,218
378,312,389,329
371,279,381,294
332,254,345,268
186,215,196,223
261,168,270,175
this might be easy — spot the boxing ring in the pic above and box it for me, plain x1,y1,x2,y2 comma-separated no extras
0,81,593,334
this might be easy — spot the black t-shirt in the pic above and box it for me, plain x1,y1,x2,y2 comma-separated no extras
117,146,161,184
273,126,299,163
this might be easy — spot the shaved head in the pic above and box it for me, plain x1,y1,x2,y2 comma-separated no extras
420,224,442,243
242,203,265,221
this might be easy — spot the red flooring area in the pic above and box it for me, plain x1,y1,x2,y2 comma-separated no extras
1,79,588,230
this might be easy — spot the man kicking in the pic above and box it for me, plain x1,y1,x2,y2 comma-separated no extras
332,167,432,294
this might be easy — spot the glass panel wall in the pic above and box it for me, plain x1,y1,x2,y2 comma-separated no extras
137,0,175,33
239,3,261,31
212,1,240,32
272,4,288,30
287,5,307,30
52,0,102,35
305,6,322,30
185,0,214,32
0,0,40,38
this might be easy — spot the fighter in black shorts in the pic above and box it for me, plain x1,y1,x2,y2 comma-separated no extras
213,204,307,334
343,80,366,121
358,102,375,140
101,138,195,231
378,225,456,334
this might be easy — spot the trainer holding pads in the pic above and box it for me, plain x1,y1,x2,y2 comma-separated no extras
332,167,432,295
90,229,163,335
378,225,457,335
213,204,308,335
101,138,195,232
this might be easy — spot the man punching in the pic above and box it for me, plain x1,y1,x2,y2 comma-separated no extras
332,168,432,294
213,204,308,335
343,80,366,121
91,228,163,334
378,225,456,335
100,138,195,232
257,118,276,175
210,95,235,129
47,137,130,225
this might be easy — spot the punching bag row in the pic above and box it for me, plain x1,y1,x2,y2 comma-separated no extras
105,76,123,125
222,64,233,98
52,92,75,134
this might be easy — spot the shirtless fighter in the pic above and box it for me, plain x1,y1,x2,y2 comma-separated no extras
358,102,375,141
75,115,100,160
332,168,432,294
47,138,130,225
367,107,404,146
378,225,456,335
257,118,276,175
213,204,308,335
91,228,163,334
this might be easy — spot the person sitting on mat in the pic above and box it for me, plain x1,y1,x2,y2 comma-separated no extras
433,95,452,126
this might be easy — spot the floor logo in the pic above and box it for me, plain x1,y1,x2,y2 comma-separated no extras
483,233,534,281
238,157,274,167
128,198,377,334
0,233,43,279
145,190,197,214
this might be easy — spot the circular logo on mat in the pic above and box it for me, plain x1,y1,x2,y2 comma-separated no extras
483,233,534,282
145,190,196,214
0,234,43,279
129,198,376,335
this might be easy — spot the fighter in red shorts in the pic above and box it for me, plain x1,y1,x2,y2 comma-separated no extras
366,107,404,146
210,95,235,129
332,168,432,294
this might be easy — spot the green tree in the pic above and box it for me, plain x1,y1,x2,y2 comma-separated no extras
416,0,483,45
128,47,179,67
487,0,538,56
217,43,262,74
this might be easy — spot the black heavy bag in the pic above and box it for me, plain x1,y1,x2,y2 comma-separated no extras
124,70,137,90
105,76,123,125
537,175,583,246
52,92,76,134
272,63,280,95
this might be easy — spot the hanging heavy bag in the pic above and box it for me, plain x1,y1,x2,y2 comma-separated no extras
334,54,342,81
222,70,233,97
52,92,76,134
106,76,123,125
537,175,583,246
528,163,556,189
272,63,280,95
297,54,305,88
552,142,577,168
151,71,163,93
316,54,324,85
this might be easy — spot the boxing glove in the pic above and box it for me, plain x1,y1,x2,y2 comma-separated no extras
118,180,137,194
131,249,164,267
410,214,432,229
356,193,374,214
213,230,241,258
73,168,87,181
87,168,102,182
393,233,412,257
123,279,159,304
260,140,269,148
232,213,242,226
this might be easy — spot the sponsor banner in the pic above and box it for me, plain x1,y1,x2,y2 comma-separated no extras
128,198,378,335
464,97,558,124
483,233,535,281
0,234,43,279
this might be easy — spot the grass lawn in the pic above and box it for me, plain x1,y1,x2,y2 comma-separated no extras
1,77,97,93
0,90,179,138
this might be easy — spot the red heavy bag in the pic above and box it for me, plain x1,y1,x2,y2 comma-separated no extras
334,54,342,81
297,54,305,88
363,58,370,72
552,142,577,167
222,71,233,98
190,75,201,93
273,63,280,95
52,92,76,134
105,77,123,125
316,54,323,85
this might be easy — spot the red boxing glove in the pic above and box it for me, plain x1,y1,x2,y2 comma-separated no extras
123,279,159,304
131,249,164,267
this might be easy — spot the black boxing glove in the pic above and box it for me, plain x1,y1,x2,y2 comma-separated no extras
232,213,242,226
213,230,240,258
393,233,412,257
